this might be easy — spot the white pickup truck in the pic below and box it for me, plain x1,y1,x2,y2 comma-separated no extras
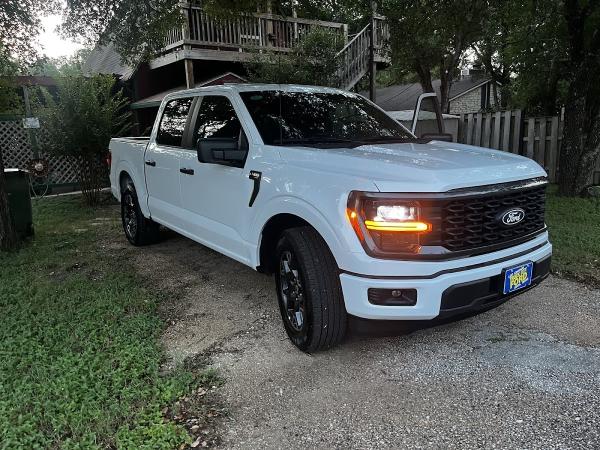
109,84,552,352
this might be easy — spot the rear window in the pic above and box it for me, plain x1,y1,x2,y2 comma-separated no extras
156,97,194,146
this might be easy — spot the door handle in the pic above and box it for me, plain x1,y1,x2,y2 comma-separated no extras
248,170,262,207
145,160,156,167
180,168,194,175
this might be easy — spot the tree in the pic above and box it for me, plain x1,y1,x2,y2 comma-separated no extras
246,28,344,86
382,0,487,112
43,75,131,205
557,0,600,195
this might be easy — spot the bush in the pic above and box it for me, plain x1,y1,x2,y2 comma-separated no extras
44,75,130,205
245,28,344,86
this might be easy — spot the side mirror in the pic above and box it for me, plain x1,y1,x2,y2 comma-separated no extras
197,138,246,167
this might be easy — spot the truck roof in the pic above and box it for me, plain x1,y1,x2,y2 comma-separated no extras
162,83,356,102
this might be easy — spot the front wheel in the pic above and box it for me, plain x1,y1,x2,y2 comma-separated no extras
274,226,347,352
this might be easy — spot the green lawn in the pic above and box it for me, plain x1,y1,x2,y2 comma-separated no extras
0,196,198,450
546,185,600,286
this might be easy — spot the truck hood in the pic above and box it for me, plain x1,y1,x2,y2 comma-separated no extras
278,141,547,192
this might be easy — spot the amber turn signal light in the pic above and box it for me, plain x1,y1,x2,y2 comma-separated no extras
364,220,431,232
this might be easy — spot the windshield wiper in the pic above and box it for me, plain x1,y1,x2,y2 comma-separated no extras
275,137,365,148
359,136,416,144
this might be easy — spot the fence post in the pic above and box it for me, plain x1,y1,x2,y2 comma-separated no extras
548,116,559,182
465,113,474,145
502,111,511,152
492,111,501,149
525,118,535,159
513,110,522,154
538,118,547,168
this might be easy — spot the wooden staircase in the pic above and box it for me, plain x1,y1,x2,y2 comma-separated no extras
336,16,389,91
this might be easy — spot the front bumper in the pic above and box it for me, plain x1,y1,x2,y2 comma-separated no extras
339,240,552,320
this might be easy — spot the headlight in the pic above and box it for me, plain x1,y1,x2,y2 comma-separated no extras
347,191,432,257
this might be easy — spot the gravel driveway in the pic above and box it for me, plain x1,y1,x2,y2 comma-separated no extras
127,230,600,449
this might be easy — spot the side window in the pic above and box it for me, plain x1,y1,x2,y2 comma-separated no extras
156,97,194,146
193,96,244,143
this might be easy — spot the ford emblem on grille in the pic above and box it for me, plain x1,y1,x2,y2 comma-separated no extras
500,208,526,226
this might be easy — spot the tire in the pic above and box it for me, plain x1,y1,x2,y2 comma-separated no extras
121,179,160,246
274,226,347,352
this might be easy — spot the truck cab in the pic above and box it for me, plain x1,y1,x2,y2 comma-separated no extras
109,84,552,352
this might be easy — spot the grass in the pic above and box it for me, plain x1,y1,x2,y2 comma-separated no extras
0,195,196,450
546,185,600,286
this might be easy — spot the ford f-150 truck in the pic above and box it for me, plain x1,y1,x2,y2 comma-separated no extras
109,84,552,352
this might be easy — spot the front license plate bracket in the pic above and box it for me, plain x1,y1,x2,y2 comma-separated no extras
502,261,534,295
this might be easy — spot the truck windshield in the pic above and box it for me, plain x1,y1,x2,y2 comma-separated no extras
239,90,415,147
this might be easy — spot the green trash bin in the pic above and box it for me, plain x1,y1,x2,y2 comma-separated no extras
4,168,34,238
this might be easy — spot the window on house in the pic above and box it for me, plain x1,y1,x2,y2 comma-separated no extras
156,97,194,146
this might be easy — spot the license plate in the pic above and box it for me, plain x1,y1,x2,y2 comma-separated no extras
503,261,533,295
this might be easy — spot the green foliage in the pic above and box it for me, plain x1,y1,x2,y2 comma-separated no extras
0,0,59,63
43,74,131,205
44,74,130,160
60,0,183,64
0,195,196,449
246,28,344,86
546,185,600,285
0,47,23,115
381,0,487,109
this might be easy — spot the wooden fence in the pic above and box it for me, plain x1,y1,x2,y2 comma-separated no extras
458,110,566,182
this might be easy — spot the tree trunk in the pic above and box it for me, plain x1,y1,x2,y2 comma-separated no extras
414,60,434,94
0,149,20,251
558,64,600,195
78,155,106,206
439,70,452,114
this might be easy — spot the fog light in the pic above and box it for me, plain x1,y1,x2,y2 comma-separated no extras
368,288,417,306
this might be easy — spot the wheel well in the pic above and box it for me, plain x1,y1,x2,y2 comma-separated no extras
258,213,311,274
119,171,132,192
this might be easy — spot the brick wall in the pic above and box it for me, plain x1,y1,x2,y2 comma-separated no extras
449,83,501,115
449,88,482,114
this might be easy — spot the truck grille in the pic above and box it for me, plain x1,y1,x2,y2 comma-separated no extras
421,183,547,254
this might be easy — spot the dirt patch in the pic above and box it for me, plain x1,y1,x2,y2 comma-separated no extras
105,216,600,449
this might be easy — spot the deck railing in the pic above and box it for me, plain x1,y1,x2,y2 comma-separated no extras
336,15,389,90
164,5,348,52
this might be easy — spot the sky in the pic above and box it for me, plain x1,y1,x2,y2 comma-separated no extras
36,14,85,59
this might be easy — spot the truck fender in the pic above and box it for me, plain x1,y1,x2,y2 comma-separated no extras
250,196,347,269
115,160,151,218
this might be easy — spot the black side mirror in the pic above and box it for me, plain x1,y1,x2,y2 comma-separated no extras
197,138,245,167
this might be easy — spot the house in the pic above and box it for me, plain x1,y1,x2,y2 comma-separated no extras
83,2,389,133
364,72,502,115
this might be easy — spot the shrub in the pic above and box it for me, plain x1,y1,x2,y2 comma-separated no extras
246,28,344,86
44,74,130,205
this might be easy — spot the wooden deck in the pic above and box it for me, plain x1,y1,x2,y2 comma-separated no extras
152,3,389,91
153,4,348,66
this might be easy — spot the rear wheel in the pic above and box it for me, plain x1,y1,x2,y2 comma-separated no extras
274,226,347,352
121,179,160,246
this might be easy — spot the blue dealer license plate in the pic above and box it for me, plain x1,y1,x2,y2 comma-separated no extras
503,262,533,295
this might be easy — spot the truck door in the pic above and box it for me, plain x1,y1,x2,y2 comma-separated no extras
177,94,254,265
145,96,195,227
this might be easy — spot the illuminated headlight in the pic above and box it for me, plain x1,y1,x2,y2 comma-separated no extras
374,205,417,222
346,192,432,257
